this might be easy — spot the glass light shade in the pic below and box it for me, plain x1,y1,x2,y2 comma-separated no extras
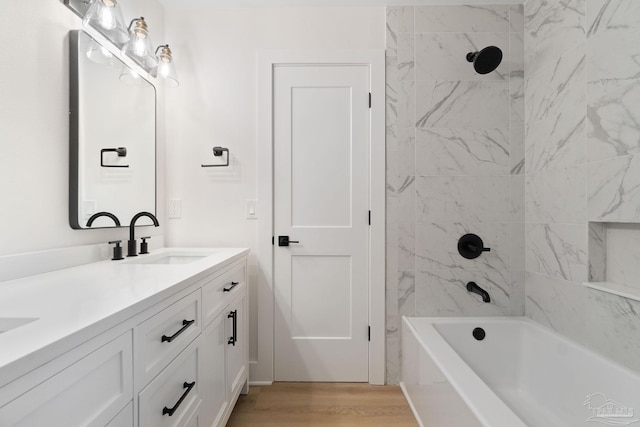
85,38,115,65
82,0,128,46
122,17,157,71
119,65,146,86
153,45,179,88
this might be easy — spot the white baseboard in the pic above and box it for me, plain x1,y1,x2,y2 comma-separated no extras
249,381,273,386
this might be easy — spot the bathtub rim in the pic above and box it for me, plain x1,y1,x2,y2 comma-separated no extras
401,315,529,427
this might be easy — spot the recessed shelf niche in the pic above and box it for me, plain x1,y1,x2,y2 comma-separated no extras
587,222,640,302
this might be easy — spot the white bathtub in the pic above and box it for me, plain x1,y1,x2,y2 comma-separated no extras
401,316,640,427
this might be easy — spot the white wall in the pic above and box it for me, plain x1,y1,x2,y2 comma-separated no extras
0,0,166,257
163,7,385,382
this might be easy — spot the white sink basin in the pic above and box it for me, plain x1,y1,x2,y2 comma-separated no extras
124,251,214,265
0,318,38,334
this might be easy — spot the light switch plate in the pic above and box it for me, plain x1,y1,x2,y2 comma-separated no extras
246,199,258,219
168,199,182,219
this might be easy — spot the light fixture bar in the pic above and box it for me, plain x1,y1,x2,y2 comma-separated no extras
63,0,92,19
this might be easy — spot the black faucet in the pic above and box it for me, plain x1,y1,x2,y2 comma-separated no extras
466,281,491,303
127,212,159,257
86,212,121,227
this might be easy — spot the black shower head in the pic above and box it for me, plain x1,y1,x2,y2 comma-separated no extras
466,46,503,75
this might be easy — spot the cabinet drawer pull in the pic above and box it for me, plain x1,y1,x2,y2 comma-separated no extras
162,381,196,416
161,319,195,343
223,281,240,292
228,310,237,346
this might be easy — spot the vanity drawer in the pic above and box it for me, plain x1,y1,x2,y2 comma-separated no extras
184,407,200,427
135,289,201,387
0,331,132,427
106,401,133,427
138,338,201,427
202,263,246,328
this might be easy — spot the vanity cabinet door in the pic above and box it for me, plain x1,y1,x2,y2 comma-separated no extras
225,291,248,402
0,331,133,427
200,313,228,427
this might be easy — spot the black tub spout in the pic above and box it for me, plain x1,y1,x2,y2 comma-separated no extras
466,281,491,303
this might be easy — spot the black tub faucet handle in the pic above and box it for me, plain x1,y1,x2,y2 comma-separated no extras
458,234,491,259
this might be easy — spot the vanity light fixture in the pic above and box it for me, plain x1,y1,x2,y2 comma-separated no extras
82,0,128,46
122,17,157,70
119,65,145,86
153,45,179,88
85,37,115,65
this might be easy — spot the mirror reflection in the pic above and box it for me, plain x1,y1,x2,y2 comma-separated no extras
69,30,157,229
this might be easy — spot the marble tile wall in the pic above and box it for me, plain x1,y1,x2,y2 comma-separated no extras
385,4,524,384
524,0,640,374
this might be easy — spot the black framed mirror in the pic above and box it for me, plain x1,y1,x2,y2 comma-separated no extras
69,30,157,229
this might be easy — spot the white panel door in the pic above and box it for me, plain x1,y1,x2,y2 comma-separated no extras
273,64,370,382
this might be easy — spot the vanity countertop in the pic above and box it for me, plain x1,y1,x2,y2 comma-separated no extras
0,247,249,387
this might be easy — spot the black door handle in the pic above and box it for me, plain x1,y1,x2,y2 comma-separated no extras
278,236,300,247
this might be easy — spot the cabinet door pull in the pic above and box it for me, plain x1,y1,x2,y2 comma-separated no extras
162,381,196,416
228,310,237,346
161,319,195,343
223,281,240,292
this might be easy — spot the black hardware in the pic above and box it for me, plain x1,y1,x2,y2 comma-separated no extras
466,281,491,303
108,240,124,261
368,326,371,341
278,236,300,247
473,327,486,341
223,281,239,292
140,236,150,254
228,310,237,346
100,147,129,168
162,381,196,416
466,46,503,75
201,146,230,167
127,212,159,257
458,234,491,259
86,211,121,228
368,210,371,225
368,92,371,108
161,319,195,343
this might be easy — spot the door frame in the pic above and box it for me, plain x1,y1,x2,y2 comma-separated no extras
257,50,385,385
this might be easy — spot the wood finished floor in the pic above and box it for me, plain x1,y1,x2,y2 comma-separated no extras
226,382,419,426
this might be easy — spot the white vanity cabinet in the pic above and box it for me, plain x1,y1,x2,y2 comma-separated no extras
200,311,229,427
225,291,248,402
0,330,133,427
0,249,249,427
134,289,202,389
138,338,202,427
200,263,249,427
